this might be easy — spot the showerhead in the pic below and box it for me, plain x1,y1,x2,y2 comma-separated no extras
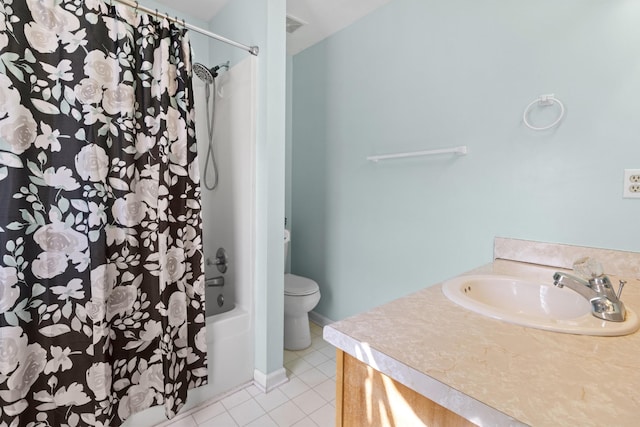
193,63,215,84
193,61,230,84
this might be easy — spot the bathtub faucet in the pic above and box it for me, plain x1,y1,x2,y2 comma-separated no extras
553,257,626,322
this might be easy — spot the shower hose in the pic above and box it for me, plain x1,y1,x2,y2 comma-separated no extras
203,79,219,190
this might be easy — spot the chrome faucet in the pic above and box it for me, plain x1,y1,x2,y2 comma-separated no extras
553,257,627,322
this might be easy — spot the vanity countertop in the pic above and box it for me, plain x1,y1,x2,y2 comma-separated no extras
323,239,640,426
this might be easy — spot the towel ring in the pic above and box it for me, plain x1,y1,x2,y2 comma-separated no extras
522,94,565,131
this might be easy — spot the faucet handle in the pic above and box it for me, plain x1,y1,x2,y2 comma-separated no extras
573,257,604,279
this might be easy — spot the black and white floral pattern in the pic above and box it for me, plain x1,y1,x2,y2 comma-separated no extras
0,1,207,426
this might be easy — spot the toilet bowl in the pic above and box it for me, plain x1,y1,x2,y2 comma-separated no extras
284,274,320,350
283,230,321,350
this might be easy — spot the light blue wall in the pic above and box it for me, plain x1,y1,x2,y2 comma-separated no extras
290,0,640,321
209,0,287,377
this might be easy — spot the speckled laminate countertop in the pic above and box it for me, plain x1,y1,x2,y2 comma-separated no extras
323,238,640,426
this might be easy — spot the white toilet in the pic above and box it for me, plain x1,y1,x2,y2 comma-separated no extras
284,229,321,350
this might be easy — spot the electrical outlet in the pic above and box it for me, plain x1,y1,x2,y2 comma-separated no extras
623,169,640,198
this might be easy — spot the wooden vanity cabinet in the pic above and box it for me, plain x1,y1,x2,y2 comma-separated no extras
334,350,477,427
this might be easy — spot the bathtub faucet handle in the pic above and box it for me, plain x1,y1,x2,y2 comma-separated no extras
207,247,228,273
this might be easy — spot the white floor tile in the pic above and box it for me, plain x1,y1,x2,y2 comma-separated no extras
319,345,336,360
192,401,226,424
316,359,336,378
284,358,313,376
292,389,325,415
309,403,335,427
314,378,336,402
310,337,329,351
291,418,319,427
245,384,263,397
301,350,329,367
198,412,238,427
297,368,329,389
228,398,265,426
293,345,316,357
268,401,306,427
245,414,279,427
278,376,311,400
309,323,323,336
221,389,253,410
164,415,197,427
283,350,300,363
253,388,290,412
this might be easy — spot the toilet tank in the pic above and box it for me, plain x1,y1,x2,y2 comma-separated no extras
284,229,290,271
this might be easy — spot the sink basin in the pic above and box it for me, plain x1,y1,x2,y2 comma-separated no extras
441,275,639,336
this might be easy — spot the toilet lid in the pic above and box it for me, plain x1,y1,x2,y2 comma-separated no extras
285,274,319,296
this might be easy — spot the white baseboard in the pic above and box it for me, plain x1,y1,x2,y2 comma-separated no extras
309,311,334,328
253,367,288,393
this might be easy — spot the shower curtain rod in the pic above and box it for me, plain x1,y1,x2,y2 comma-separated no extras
112,0,259,56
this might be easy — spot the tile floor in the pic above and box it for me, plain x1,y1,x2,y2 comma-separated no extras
158,322,336,427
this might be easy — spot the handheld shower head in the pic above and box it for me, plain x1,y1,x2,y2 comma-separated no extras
196,60,230,191
193,61,230,84
193,63,215,84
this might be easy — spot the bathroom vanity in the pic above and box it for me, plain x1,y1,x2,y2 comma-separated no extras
323,238,640,426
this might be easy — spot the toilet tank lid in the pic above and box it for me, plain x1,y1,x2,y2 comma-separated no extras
285,274,319,296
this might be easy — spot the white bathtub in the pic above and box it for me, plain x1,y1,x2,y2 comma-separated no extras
195,307,254,399
124,307,255,427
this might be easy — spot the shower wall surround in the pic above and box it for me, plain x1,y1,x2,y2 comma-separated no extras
290,0,640,321
196,56,256,316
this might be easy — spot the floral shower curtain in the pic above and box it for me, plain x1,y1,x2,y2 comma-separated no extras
0,1,207,426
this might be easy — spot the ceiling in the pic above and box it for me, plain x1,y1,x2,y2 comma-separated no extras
153,0,394,55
